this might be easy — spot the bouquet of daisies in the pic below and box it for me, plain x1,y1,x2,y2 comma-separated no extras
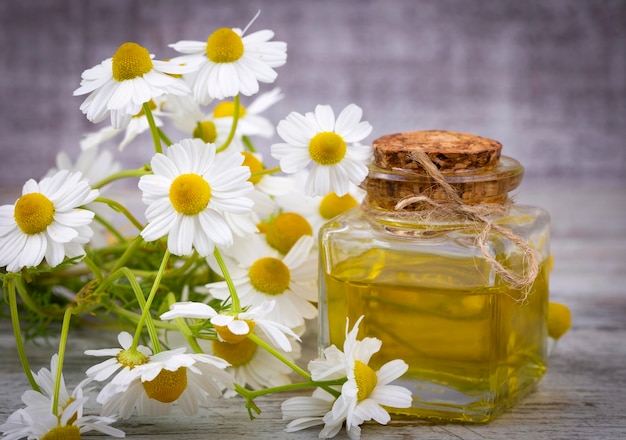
0,12,411,440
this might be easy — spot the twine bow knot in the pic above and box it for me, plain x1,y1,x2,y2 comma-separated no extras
393,149,539,297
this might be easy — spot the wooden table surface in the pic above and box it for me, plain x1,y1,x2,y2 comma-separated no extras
1,183,625,440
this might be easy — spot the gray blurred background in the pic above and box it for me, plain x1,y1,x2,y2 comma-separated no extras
0,0,624,189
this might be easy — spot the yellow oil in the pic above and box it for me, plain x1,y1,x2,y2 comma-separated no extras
321,248,549,423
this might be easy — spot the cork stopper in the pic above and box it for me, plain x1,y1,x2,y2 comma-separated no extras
373,130,502,173
364,130,523,211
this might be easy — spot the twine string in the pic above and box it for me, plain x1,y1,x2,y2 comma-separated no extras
392,149,539,297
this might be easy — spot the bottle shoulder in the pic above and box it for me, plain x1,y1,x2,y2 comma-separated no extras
319,203,550,258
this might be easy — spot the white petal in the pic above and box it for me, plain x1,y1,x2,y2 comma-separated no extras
160,302,217,320
314,105,336,132
168,215,194,256
375,359,409,385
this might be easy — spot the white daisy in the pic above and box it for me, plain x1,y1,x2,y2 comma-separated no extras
270,104,373,197
160,300,300,352
0,170,99,273
73,41,193,128
84,331,152,385
0,354,124,440
48,147,121,186
211,330,300,395
281,388,343,439
275,169,364,234
138,138,254,256
206,235,318,329
212,87,284,142
97,348,233,419
322,317,413,439
170,13,287,102
168,103,238,148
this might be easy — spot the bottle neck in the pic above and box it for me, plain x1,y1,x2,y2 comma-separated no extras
362,155,524,213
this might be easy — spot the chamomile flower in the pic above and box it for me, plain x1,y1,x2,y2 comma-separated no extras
0,354,124,440
85,331,152,385
0,170,99,273
73,41,192,128
211,331,300,394
170,13,287,102
322,317,413,439
97,348,233,419
275,169,364,234
171,105,236,148
138,138,254,256
270,104,373,197
212,87,284,141
48,147,121,186
160,300,300,352
206,235,318,329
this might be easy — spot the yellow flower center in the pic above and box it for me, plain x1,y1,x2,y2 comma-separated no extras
547,301,572,339
354,360,378,402
169,173,212,216
14,193,55,235
112,42,153,81
309,132,347,165
116,348,150,369
212,338,257,367
41,425,81,440
241,152,264,185
142,367,188,403
249,257,291,295
193,121,218,143
206,28,244,63
215,320,256,344
265,212,313,254
213,101,247,118
319,192,358,220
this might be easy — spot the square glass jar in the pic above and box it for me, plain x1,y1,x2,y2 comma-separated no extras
318,131,551,423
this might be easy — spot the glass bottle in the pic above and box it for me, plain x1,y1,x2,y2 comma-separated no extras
318,130,551,423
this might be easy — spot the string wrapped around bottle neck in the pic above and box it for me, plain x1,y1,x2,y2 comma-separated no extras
388,147,540,299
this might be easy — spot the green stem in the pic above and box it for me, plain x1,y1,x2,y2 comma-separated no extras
251,166,281,179
82,255,103,282
212,247,241,313
158,127,174,147
112,305,179,331
93,267,161,345
7,278,40,392
52,308,74,416
92,168,150,190
217,94,240,153
242,135,256,152
247,333,309,379
131,250,170,353
15,277,63,318
236,378,345,400
94,197,144,232
235,377,345,419
143,102,162,154
110,235,143,273
93,213,126,243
